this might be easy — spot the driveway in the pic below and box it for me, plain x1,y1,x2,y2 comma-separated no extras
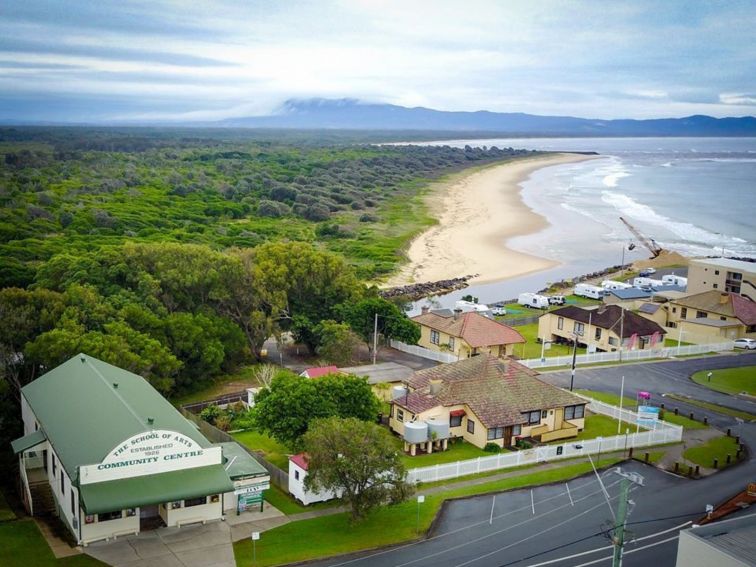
85,521,235,567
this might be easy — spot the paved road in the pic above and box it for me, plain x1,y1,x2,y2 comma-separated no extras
304,354,755,567
541,352,756,426
307,457,755,567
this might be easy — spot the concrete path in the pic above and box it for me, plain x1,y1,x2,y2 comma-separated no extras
658,427,730,475
85,521,235,567
33,516,84,559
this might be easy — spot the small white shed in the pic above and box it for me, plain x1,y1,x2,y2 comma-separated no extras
288,453,341,506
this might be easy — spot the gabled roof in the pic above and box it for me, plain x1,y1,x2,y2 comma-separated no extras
394,355,584,428
20,354,211,481
215,442,268,480
672,291,756,325
411,311,525,347
547,305,666,338
301,366,340,378
290,453,309,471
11,430,46,454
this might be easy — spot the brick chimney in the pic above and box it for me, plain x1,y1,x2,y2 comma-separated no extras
429,379,442,395
453,308,463,320
421,306,430,315
719,293,729,305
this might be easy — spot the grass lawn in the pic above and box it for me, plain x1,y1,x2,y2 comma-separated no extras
683,436,741,469
0,492,16,522
0,520,106,567
664,338,694,347
495,294,601,323
171,365,260,406
232,430,291,471
511,323,587,360
397,438,492,469
571,414,640,441
233,457,623,567
691,366,756,396
664,394,756,421
263,484,341,516
575,389,707,430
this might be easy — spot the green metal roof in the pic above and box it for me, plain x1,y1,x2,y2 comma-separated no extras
11,430,47,454
216,442,268,480
79,464,234,515
21,354,212,481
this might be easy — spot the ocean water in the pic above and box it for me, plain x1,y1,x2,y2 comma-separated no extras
409,137,756,306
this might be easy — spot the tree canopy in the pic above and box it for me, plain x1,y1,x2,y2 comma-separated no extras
303,417,413,521
251,371,380,449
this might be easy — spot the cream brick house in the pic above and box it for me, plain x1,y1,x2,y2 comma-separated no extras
538,305,666,352
389,355,586,451
665,290,756,341
411,309,525,359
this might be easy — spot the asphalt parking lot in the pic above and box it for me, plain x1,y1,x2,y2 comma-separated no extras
307,458,756,567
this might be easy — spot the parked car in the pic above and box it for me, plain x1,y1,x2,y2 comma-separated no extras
548,295,566,305
639,268,657,276
491,306,507,316
733,338,756,350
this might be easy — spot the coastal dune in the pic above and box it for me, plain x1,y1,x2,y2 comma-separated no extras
386,153,598,287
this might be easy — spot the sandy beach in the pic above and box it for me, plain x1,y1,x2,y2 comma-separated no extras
386,153,599,287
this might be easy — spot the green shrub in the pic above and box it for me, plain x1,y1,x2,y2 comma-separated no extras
483,443,501,453
200,404,222,425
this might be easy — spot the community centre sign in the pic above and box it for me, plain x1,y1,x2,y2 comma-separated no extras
79,430,222,484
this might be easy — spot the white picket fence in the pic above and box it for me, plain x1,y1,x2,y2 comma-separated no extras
520,341,734,369
406,396,683,484
390,340,459,363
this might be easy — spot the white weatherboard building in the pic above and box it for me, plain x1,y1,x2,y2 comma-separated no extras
12,354,269,545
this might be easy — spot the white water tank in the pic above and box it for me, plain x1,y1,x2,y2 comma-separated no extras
403,421,428,444
426,416,450,440
392,386,408,400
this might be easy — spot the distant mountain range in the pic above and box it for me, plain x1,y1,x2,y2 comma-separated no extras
220,98,756,136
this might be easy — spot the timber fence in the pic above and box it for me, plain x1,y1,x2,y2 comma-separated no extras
405,396,682,484
180,408,291,492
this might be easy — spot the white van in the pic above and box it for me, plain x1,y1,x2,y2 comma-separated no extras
632,277,665,289
518,293,550,309
574,284,606,300
601,280,632,291
661,274,687,287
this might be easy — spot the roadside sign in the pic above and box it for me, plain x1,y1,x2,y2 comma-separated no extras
417,495,425,503
252,532,260,541
637,405,660,426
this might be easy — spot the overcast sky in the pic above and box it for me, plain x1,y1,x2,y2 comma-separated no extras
1,0,754,122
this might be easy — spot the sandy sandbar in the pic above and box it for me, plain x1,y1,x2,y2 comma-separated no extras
385,153,599,287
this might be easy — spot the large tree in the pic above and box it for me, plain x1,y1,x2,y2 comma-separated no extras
252,371,380,449
303,417,413,521
340,297,420,355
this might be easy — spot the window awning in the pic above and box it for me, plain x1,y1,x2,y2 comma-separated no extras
79,464,234,515
11,430,46,454
449,409,466,417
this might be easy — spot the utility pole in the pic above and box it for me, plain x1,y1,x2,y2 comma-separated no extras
570,335,578,391
611,478,630,567
372,313,378,365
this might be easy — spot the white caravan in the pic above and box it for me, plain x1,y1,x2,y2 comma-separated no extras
518,293,550,309
454,300,490,313
573,284,606,300
661,274,688,287
601,280,633,291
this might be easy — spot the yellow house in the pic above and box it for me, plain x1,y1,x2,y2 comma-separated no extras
411,308,525,359
687,257,756,297
665,290,756,341
538,305,666,352
389,355,586,453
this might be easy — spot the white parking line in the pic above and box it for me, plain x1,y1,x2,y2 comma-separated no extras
566,483,574,506
531,490,535,515
490,495,496,525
